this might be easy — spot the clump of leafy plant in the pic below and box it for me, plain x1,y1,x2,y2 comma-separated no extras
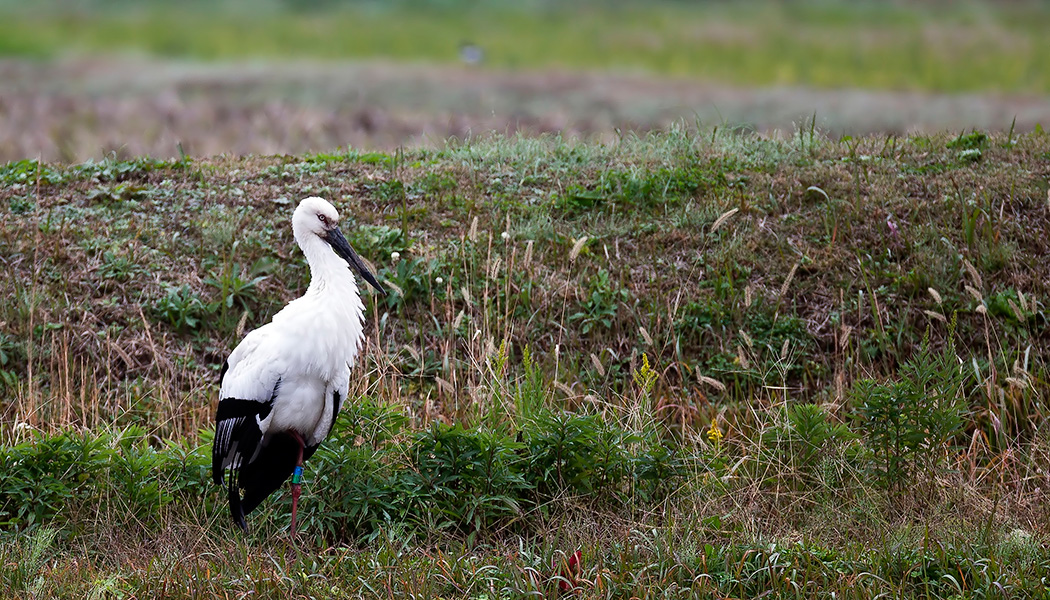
204,261,270,319
404,424,527,539
0,427,210,531
377,257,438,313
96,250,143,283
0,331,25,390
569,268,629,336
555,164,723,215
0,159,66,186
85,182,150,205
349,224,408,260
761,403,857,489
152,284,210,333
851,329,967,490
69,155,189,183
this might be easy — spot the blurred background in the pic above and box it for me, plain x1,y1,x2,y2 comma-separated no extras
1,0,1048,162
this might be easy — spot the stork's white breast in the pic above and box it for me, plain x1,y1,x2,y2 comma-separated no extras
262,372,329,438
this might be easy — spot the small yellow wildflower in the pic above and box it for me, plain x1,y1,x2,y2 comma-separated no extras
707,418,723,446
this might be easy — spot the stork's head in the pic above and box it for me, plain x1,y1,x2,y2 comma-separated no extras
293,197,386,295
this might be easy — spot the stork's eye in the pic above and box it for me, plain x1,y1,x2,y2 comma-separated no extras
318,214,328,225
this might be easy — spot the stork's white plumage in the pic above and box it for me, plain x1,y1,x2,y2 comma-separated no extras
212,196,385,534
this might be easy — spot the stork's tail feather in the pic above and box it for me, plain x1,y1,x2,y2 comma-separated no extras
220,432,301,531
228,470,248,531
238,432,303,517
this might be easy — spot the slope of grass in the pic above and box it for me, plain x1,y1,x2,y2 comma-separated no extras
1,0,1050,94
1,127,1049,597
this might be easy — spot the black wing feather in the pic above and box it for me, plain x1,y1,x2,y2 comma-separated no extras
212,399,272,484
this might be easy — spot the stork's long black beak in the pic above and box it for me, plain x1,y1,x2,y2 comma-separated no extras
325,227,387,296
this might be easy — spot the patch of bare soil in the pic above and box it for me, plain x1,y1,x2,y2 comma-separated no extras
2,57,1048,162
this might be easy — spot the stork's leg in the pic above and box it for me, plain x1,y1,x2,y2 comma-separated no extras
288,431,306,538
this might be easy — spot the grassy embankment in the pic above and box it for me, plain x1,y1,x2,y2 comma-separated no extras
1,0,1049,94
1,127,1049,597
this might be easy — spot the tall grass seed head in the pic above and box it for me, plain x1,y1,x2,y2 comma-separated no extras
927,287,943,305
569,236,588,262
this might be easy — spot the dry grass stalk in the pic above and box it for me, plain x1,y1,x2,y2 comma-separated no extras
924,310,947,323
1008,299,1025,323
489,257,502,280
779,261,800,299
740,330,753,348
468,216,479,242
965,285,983,302
839,324,853,347
569,236,588,262
590,353,605,376
554,380,575,398
235,310,250,339
695,366,726,392
744,284,753,308
709,207,739,235
402,344,421,363
927,287,943,305
1016,345,1032,375
737,345,750,370
1004,376,1029,390
435,376,455,396
639,326,653,346
963,259,982,289
780,339,790,361
523,239,534,268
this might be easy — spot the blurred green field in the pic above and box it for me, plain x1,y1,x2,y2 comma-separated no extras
2,0,1050,94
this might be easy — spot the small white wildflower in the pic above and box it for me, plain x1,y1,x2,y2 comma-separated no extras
435,277,443,285
391,251,401,261
501,231,510,241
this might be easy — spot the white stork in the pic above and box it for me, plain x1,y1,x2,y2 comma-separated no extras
211,196,385,535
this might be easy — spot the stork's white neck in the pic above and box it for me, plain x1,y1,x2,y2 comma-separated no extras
297,232,361,298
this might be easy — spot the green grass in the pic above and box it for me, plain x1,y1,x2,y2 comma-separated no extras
2,0,1050,94
1,128,1049,597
